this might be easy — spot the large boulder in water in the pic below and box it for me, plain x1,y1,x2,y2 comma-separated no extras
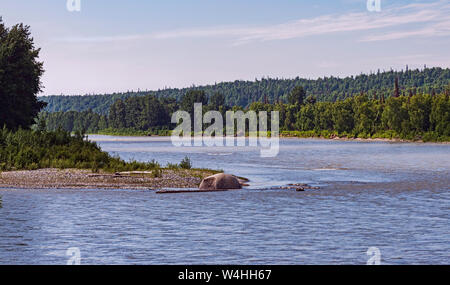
199,173,242,190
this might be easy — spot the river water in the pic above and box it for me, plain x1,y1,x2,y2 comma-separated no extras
0,136,448,264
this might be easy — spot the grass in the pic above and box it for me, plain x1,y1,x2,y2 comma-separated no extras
95,128,172,137
0,128,214,174
90,126,449,143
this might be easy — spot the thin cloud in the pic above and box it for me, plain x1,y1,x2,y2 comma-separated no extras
60,34,148,43
58,1,450,44
361,18,450,42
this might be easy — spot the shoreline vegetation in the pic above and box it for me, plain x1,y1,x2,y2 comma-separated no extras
87,129,450,143
0,128,223,189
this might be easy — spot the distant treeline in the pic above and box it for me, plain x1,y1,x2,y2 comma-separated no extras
40,86,450,141
40,91,222,134
41,67,450,114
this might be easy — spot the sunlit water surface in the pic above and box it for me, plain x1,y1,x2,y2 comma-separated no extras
0,136,448,264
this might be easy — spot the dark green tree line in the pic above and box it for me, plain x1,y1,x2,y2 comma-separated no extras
41,67,450,114
41,86,450,141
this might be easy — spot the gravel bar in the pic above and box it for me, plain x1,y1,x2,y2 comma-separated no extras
0,168,218,190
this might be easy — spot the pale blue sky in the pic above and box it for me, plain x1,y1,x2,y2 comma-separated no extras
1,0,449,95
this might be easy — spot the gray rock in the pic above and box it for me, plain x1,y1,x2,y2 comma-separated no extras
199,173,242,190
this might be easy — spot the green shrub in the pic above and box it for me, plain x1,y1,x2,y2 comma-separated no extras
422,132,440,142
166,162,179,169
152,168,162,178
179,156,192,169
0,128,167,172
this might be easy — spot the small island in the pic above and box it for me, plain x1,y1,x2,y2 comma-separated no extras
0,168,220,190
0,128,223,190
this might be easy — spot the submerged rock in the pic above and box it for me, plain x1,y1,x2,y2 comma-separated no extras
199,173,242,190
268,183,320,191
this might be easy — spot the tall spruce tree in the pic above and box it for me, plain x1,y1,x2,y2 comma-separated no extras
394,77,400,98
0,18,46,129
288,86,306,105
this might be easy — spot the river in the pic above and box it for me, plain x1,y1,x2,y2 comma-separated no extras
0,136,448,264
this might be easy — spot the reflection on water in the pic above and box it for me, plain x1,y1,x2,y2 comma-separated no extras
0,136,448,264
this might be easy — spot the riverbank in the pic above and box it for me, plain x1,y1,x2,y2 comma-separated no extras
280,133,444,143
87,132,450,144
96,128,171,137
280,130,450,143
0,168,221,190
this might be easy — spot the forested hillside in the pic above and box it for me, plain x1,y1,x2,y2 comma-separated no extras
41,87,450,142
41,67,450,115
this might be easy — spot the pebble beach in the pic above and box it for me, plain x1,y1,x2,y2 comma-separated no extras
0,168,219,190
